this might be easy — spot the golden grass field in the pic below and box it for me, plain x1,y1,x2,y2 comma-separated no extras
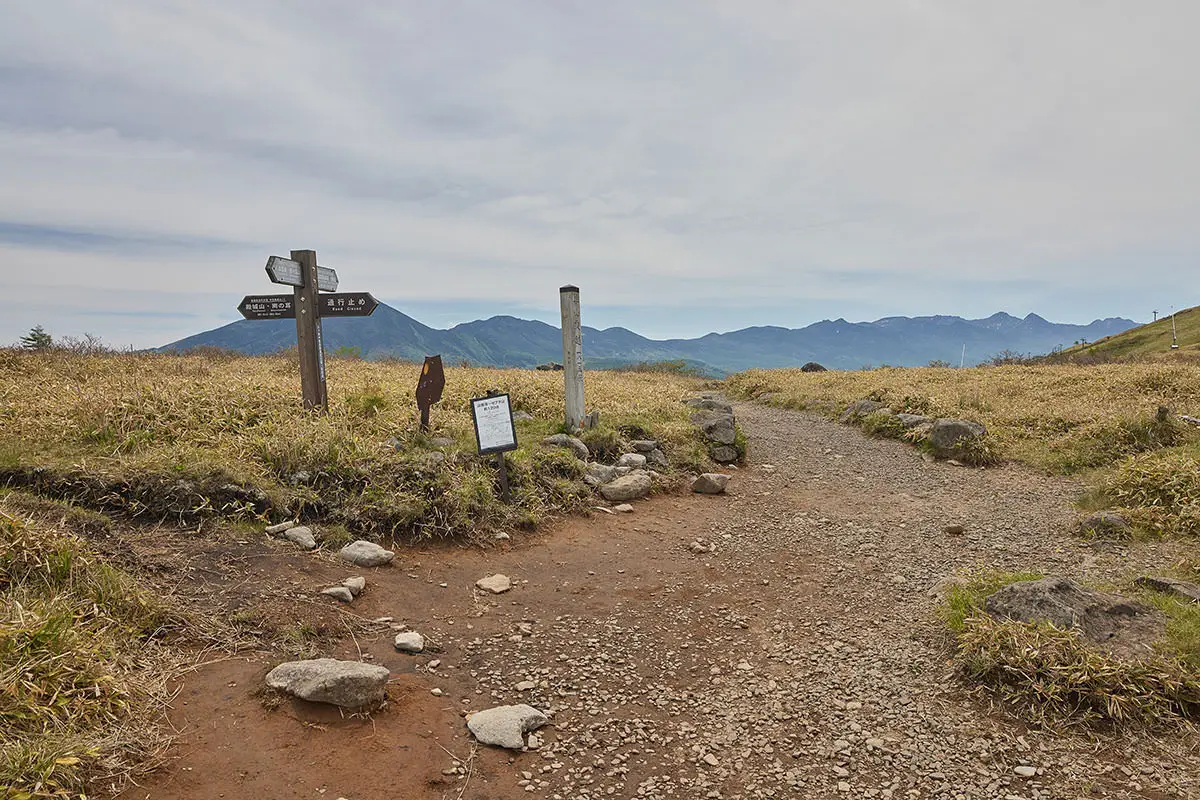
0,350,711,539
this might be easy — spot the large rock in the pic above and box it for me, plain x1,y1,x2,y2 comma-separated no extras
1080,511,1132,538
646,448,669,469
692,411,737,446
710,445,740,464
320,586,354,603
692,473,730,495
896,413,931,428
617,453,647,468
542,434,589,461
685,398,733,414
339,540,395,567
476,574,513,594
984,577,1164,659
1134,576,1200,604
631,440,659,453
264,658,390,709
280,525,317,550
583,463,618,488
839,400,885,423
800,362,827,372
466,704,548,750
927,419,987,458
599,472,652,502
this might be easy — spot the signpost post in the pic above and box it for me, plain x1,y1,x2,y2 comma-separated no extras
416,356,446,432
239,250,379,413
559,285,585,431
470,390,518,503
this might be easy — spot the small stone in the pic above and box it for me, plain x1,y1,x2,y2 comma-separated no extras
320,586,354,603
618,453,648,468
541,434,590,461
837,781,851,792
614,504,634,513
1014,766,1038,777
394,631,425,653
494,532,511,541
476,574,513,594
599,473,652,502
516,680,538,691
703,753,720,766
466,704,548,750
264,658,389,709
692,473,730,494
943,524,965,535
427,659,441,669
431,688,444,696
513,410,535,422
339,540,395,567
342,576,366,596
429,436,456,447
265,520,297,535
281,526,317,550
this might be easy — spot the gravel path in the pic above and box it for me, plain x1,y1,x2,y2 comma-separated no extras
462,400,1200,799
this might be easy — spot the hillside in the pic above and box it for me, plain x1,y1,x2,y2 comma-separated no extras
1052,306,1200,361
160,305,1138,373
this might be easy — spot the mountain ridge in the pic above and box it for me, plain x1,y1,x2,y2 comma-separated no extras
159,305,1138,375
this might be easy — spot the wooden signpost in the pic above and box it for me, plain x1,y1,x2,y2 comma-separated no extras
471,391,518,502
415,356,446,432
237,249,379,412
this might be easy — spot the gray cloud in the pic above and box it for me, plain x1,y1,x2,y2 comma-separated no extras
2,0,1196,347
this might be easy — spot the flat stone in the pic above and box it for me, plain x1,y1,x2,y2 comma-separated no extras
631,439,659,452
281,526,317,550
394,631,425,653
896,413,931,428
265,520,297,535
476,574,513,594
613,504,634,513
342,576,366,597
466,704,548,750
321,586,354,603
1014,766,1038,778
692,473,730,494
583,462,618,487
1080,511,1132,538
839,399,885,423
429,436,456,448
599,472,652,502
1134,576,1200,603
515,680,538,691
339,540,395,567
264,658,390,709
617,452,647,468
685,397,733,414
702,753,720,766
512,410,534,422
541,434,589,461
984,576,1165,659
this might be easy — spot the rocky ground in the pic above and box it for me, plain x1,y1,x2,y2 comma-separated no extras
113,401,1200,800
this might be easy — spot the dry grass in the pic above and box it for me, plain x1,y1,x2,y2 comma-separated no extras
0,350,710,539
941,571,1200,726
727,363,1200,472
0,510,179,797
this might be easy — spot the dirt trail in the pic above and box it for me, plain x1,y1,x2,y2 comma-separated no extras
115,402,1199,800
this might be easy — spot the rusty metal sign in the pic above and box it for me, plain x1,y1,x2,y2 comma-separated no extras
416,355,446,431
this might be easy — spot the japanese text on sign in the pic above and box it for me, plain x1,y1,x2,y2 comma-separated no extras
471,394,518,454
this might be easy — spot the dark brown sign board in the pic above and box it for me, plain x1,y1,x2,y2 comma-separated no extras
416,355,446,431
238,293,379,320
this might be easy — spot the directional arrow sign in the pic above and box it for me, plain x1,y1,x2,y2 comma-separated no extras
265,255,338,292
238,293,379,319
318,292,378,317
238,294,296,320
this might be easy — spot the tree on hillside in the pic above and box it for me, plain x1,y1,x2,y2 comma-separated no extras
19,325,53,351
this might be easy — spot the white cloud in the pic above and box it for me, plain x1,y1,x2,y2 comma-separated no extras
1,0,1198,346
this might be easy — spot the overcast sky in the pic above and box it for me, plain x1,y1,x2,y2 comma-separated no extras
2,1,1198,348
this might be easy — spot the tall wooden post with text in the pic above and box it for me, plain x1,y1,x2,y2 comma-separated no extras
560,285,585,431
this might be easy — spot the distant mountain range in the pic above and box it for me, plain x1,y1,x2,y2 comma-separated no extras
159,305,1138,375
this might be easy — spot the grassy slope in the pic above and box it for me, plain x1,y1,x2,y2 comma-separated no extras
0,351,718,540
1054,305,1200,362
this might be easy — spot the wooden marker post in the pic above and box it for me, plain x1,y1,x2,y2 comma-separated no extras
293,250,327,411
415,355,446,432
559,285,585,431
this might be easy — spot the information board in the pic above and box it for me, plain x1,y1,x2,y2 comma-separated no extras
471,393,518,455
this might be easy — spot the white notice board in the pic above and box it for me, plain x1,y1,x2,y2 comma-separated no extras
471,393,518,454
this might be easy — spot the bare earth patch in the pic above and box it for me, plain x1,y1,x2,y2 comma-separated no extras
109,401,1198,799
